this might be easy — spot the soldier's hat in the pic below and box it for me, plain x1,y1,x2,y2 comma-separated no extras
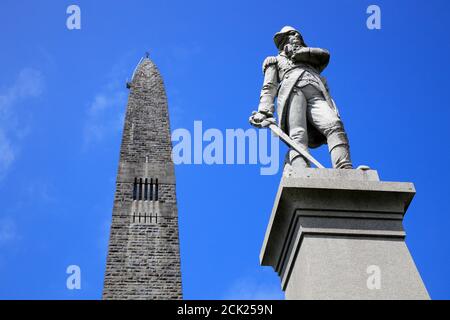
273,26,306,50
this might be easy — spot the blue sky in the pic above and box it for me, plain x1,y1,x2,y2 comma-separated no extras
0,0,449,299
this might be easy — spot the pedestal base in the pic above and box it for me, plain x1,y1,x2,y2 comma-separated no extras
260,169,429,300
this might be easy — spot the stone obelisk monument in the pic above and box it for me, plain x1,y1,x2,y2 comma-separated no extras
250,27,429,299
103,56,182,299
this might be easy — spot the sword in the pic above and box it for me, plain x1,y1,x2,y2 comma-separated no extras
251,114,325,169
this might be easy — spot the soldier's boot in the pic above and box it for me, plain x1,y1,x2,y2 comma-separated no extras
282,149,310,177
330,144,353,169
327,131,353,169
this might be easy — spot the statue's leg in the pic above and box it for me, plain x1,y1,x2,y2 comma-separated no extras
283,87,310,176
302,84,353,169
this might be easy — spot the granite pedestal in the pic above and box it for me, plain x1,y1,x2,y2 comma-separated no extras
260,169,429,300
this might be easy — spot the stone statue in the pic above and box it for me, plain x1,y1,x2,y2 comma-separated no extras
250,26,354,176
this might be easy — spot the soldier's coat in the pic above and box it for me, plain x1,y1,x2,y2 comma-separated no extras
258,50,340,148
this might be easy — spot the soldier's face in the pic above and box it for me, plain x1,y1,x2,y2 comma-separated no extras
288,32,302,46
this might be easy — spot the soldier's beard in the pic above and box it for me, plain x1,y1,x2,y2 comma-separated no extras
284,40,304,59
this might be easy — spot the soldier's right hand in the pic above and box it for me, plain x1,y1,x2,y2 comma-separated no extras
253,111,267,122
249,111,267,127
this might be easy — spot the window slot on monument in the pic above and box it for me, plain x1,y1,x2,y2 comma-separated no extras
150,178,153,201
138,178,143,200
133,178,138,200
131,177,160,202
144,178,148,200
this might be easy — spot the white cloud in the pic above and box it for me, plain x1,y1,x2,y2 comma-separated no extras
0,68,44,180
0,217,19,246
26,180,56,204
83,71,126,149
0,68,43,112
0,131,15,179
223,276,284,300
14,68,44,98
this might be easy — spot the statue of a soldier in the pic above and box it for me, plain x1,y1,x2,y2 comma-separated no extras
250,26,353,176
